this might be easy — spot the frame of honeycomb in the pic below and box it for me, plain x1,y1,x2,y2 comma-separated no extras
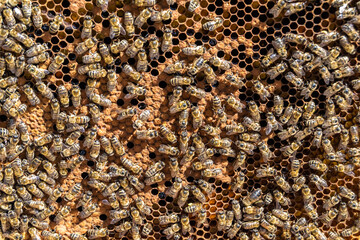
0,0,359,239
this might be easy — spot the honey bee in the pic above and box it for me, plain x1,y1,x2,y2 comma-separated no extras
80,15,94,40
329,231,344,240
135,197,151,215
309,159,328,173
209,56,231,70
135,8,153,28
269,0,286,17
160,213,180,226
109,15,125,39
161,27,173,52
117,107,137,120
163,223,181,239
285,2,306,15
191,106,203,129
96,0,109,11
170,76,193,86
179,130,189,154
41,231,62,240
342,86,359,104
61,142,80,157
266,61,287,79
70,233,88,240
336,201,350,222
201,63,216,85
201,168,222,178
341,22,360,40
79,203,98,219
188,0,200,11
76,191,93,208
272,95,284,116
121,157,142,174
75,37,97,55
272,37,288,58
188,56,206,75
317,30,341,46
265,112,282,135
49,14,64,34
134,49,148,72
253,79,272,101
225,95,245,113
186,85,206,99
117,188,131,207
261,48,280,67
180,146,195,165
166,177,182,198
309,174,328,191
334,66,355,79
338,35,356,55
110,39,128,54
182,45,206,56
255,165,276,178
30,2,43,28
135,129,159,140
22,83,40,106
110,135,125,156
169,157,179,177
334,163,355,176
203,17,223,31
122,64,142,82
170,100,190,114
87,228,108,239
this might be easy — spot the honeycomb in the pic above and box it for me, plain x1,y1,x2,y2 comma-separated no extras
0,0,360,239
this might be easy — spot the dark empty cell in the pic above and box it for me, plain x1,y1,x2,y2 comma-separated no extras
151,189,158,195
116,67,122,73
186,28,195,36
49,84,57,91
202,35,210,43
104,37,111,44
266,28,274,34
62,0,70,7
0,115,7,122
224,29,231,36
99,214,107,221
187,176,194,182
244,14,252,22
165,52,173,59
63,59,69,65
289,89,297,95
274,23,282,30
306,3,314,11
150,61,159,68
131,99,138,105
313,25,321,32
51,37,59,44
314,16,321,24
209,39,217,46
252,27,260,35
59,41,67,48
72,22,80,29
232,58,239,64
62,67,70,74
246,65,253,72
159,81,167,88
79,82,86,89
237,1,245,8
208,4,215,11
237,19,245,26
42,24,49,31
305,22,314,28
114,59,121,65
63,9,71,16
289,96,297,103
252,10,259,18
217,51,225,58
35,29,43,36
204,85,212,92
81,172,89,179
298,17,305,24
237,10,245,18
290,22,298,29
63,75,71,82
151,69,159,76
66,36,74,43
238,44,245,51
149,152,156,159
172,38,179,45
319,95,326,101
230,15,238,22
306,12,313,20
165,196,173,202
127,142,134,148
231,32,238,39
239,94,246,100
281,85,289,92
52,46,60,52
245,57,252,64
215,0,223,6
122,88,129,94
148,26,156,34
87,160,94,167
245,32,252,39
141,31,149,38
170,3,178,10
101,11,109,18
267,78,275,84
179,33,187,41
128,58,136,65
48,10,55,17
117,99,124,106
231,49,238,56
259,48,267,55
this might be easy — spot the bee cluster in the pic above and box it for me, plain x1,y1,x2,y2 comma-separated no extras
0,0,360,238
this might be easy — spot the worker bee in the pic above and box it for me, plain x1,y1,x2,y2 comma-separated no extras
170,76,193,86
23,83,40,106
242,188,262,206
341,22,360,40
121,157,142,174
31,2,43,27
336,201,350,222
291,175,306,192
281,140,301,157
307,42,330,59
269,0,286,17
267,61,287,79
186,85,206,99
309,159,328,173
201,168,222,178
151,9,172,22
49,14,64,34
110,135,125,156
79,203,98,219
339,186,356,200
226,95,245,113
182,45,206,56
338,35,356,56
109,14,125,39
134,49,148,72
255,165,277,178
284,2,306,15
134,197,151,216
191,106,203,129
257,140,273,162
135,129,159,140
159,27,173,52
163,223,181,239
53,205,71,223
122,64,142,82
283,33,308,45
265,112,282,135
188,0,200,11
75,37,97,55
170,100,190,114
166,177,182,198
61,142,80,157
82,51,101,65
98,43,114,65
117,107,137,120
188,56,206,75
95,0,109,10
209,56,231,70
80,15,94,39
203,17,223,31
302,184,314,205
322,194,341,211
124,83,146,100
272,37,287,58
309,174,328,191
87,228,108,239
135,8,153,28
110,39,128,54
274,175,291,193
180,146,195,165
261,48,280,67
334,163,355,176
57,85,70,108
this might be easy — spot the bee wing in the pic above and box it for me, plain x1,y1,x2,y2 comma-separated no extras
344,171,355,177
265,124,273,135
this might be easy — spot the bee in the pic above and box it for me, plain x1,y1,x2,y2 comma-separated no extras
188,0,200,11
269,0,286,17
338,186,356,200
87,228,108,239
255,165,276,178
210,56,231,70
200,63,216,85
166,177,182,198
201,168,222,178
45,186,63,204
274,175,291,193
79,203,98,219
257,140,273,162
267,61,287,79
309,174,328,191
136,129,159,140
27,51,49,65
63,183,82,202
109,14,125,39
117,188,131,207
342,86,359,104
86,103,100,123
188,56,206,75
31,2,43,28
170,100,190,114
167,157,179,178
193,134,205,155
170,76,193,86
179,130,189,154
70,233,88,240
75,37,97,55
186,85,206,99
76,191,93,208
121,157,142,175
163,223,181,239
81,15,94,39
253,79,272,101
283,33,308,46
134,49,148,72
49,14,64,34
165,61,186,75
190,106,203,129
117,107,137,121
161,27,173,52
225,95,245,113
261,219,277,234
284,2,306,15
135,8,153,28
23,83,40,106
99,136,113,156
203,17,223,31
265,112,282,135
48,52,66,74
122,64,142,82
98,43,113,65
3,38,23,55
338,35,356,55
241,188,262,206
61,142,80,157
309,159,327,173
144,172,165,185
261,48,280,68
96,0,109,10
341,22,360,40
272,95,284,116
34,80,53,100
110,39,128,54
329,231,344,240
334,163,355,176
336,201,350,222
110,135,125,156
56,85,70,108
334,66,355,79
271,37,288,58
53,205,71,223
182,45,206,56
180,146,195,165
202,125,221,137
145,161,165,178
